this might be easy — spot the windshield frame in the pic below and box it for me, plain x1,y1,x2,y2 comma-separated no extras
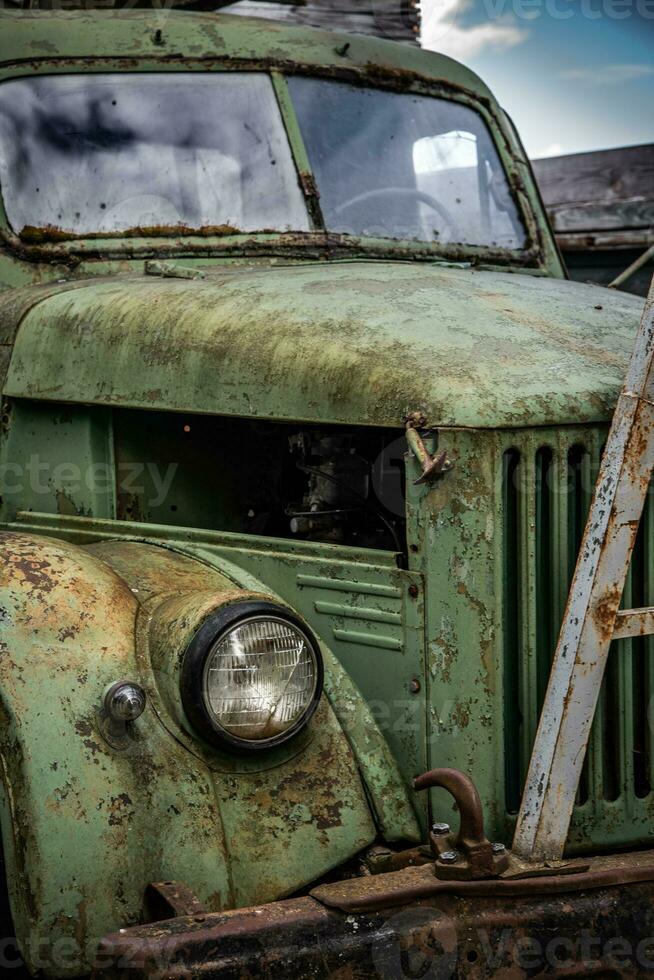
0,60,545,270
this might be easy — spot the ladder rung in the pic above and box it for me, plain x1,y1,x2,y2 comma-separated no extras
613,608,654,640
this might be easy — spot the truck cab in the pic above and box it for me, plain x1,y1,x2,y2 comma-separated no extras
0,8,648,977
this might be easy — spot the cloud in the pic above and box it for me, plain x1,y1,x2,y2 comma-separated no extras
560,64,654,85
421,0,528,61
537,142,564,158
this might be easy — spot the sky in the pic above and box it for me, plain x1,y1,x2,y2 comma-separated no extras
421,0,654,158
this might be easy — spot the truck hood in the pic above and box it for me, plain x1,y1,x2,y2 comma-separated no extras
1,262,644,429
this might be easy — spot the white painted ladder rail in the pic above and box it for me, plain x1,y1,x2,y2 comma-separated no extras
513,275,654,863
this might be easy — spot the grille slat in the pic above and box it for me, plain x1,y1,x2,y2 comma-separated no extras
535,447,556,712
588,681,605,805
502,450,522,814
551,442,569,635
585,432,608,807
618,574,636,806
519,452,540,769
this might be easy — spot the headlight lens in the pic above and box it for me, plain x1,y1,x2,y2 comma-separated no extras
203,616,319,743
181,604,323,751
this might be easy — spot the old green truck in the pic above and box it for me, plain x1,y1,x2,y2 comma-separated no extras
0,6,652,978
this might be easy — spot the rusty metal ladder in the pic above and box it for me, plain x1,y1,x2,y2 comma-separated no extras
513,277,654,863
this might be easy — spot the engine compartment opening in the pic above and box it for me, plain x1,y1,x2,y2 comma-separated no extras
113,408,408,560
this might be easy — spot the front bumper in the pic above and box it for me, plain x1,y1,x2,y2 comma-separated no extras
94,851,654,978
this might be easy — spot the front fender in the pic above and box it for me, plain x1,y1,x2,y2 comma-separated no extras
0,532,416,977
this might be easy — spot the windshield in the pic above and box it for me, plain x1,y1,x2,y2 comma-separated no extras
0,71,527,252
289,77,527,250
0,73,310,236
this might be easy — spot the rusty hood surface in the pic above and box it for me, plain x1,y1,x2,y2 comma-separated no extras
2,262,644,429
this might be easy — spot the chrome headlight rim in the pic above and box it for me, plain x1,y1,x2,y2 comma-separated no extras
180,600,324,753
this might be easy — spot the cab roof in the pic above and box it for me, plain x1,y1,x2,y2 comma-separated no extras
0,8,494,106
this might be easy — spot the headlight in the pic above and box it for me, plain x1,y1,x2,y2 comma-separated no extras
180,601,323,751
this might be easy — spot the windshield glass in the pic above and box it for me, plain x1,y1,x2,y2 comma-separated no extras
0,73,310,236
288,77,527,250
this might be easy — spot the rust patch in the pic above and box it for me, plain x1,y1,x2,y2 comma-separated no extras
18,224,73,245
75,718,94,739
299,171,325,230
107,792,135,828
19,223,241,244
1,552,55,594
593,585,622,643
58,625,78,642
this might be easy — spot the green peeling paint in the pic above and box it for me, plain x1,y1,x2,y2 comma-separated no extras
0,7,648,977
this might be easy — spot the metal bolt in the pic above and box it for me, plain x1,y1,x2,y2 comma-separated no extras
491,842,506,854
431,822,450,836
409,678,421,694
105,682,146,723
439,850,459,864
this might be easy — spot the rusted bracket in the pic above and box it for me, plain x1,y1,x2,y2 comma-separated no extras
404,413,454,485
414,768,508,880
145,881,206,922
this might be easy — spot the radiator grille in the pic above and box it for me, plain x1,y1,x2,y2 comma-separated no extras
501,428,654,849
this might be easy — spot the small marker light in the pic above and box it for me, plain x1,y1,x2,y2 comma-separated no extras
105,681,146,723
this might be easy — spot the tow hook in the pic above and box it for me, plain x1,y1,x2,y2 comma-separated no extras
414,768,509,880
404,413,454,485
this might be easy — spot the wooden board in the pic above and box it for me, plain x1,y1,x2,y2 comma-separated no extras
5,0,420,40
533,144,654,239
532,144,654,296
533,144,654,207
220,0,420,42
